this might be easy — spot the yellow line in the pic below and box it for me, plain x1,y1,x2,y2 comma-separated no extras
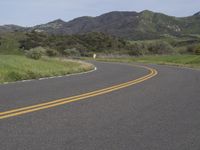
0,70,154,116
0,65,154,116
0,65,158,120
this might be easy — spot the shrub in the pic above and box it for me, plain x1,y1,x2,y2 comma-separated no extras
63,48,80,56
25,47,44,60
127,43,146,56
187,44,200,55
195,45,200,55
147,41,174,54
46,48,59,57
186,45,196,53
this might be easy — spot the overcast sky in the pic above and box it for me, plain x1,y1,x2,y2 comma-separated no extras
0,0,199,26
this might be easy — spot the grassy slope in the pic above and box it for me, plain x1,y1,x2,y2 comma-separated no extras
0,55,94,83
96,55,200,68
129,35,200,54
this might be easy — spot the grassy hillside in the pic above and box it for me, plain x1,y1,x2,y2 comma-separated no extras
96,55,200,68
129,35,200,55
0,55,93,83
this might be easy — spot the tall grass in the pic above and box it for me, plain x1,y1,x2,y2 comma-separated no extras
0,55,93,83
96,55,200,68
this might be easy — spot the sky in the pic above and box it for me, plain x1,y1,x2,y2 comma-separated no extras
0,0,199,26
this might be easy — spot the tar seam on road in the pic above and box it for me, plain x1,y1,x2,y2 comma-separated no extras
0,65,158,120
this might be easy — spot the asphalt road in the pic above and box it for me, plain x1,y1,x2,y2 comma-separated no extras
0,61,200,150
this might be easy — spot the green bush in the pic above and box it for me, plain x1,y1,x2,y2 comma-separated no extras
46,48,59,57
195,45,200,55
25,47,44,60
127,43,146,56
186,45,196,53
147,41,174,54
63,48,80,56
187,44,200,55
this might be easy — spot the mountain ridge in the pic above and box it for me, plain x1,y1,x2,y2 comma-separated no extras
1,10,200,40
193,11,200,16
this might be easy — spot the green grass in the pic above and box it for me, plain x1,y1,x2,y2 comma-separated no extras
95,55,200,69
0,55,94,83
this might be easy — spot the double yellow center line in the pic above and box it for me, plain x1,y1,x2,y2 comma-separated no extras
0,65,158,120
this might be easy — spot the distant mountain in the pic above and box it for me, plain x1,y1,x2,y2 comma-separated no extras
31,19,67,34
1,10,200,40
30,10,200,39
193,11,200,16
0,25,25,33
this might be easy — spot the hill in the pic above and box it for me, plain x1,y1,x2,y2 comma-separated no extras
30,10,200,40
0,25,25,33
0,10,200,40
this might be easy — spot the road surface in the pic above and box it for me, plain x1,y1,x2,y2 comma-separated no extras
0,61,200,150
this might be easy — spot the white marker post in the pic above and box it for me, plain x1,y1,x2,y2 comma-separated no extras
93,53,96,59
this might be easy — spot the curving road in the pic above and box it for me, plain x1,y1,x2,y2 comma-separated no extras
0,61,200,150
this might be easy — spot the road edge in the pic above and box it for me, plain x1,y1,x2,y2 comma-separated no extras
2,63,97,85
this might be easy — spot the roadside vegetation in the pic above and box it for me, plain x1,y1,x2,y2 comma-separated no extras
1,31,200,57
95,55,200,68
0,31,200,84
0,55,93,83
